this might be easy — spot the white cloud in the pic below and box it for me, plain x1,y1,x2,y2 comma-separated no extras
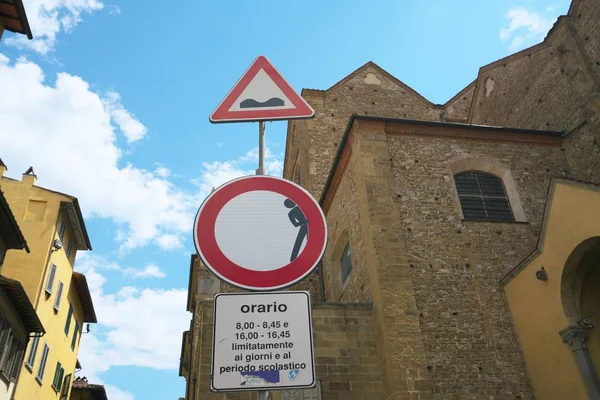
499,7,555,51
155,234,182,250
5,0,104,54
76,253,190,378
124,264,166,279
153,164,171,178
0,55,193,251
104,385,135,400
78,254,167,279
108,4,121,15
102,91,147,143
0,55,285,252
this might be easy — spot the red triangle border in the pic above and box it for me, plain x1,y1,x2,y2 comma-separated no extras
209,56,315,123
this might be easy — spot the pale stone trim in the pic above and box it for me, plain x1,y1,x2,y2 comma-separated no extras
331,230,352,300
559,323,600,399
501,179,600,286
449,157,527,222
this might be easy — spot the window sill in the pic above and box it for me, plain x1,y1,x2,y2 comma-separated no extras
461,219,529,224
24,363,33,373
35,376,43,385
0,371,10,385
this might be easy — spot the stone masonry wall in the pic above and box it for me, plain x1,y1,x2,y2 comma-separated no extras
469,9,600,185
443,83,475,122
193,301,383,400
286,65,442,202
572,0,600,75
386,128,569,399
320,145,371,303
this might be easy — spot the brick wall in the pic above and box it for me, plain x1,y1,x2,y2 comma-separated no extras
192,302,383,400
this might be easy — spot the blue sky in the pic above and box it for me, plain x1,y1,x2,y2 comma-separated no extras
0,0,570,398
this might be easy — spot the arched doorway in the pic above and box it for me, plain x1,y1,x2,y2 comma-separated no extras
561,237,600,399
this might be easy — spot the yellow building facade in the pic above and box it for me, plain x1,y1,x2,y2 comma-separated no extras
0,166,97,400
503,179,600,400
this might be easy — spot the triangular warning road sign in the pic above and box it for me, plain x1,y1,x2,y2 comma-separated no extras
209,56,315,123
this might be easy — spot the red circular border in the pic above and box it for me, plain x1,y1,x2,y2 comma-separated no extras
193,176,327,290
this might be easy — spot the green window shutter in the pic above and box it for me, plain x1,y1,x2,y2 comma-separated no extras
61,373,72,399
52,361,64,391
64,304,73,335
54,281,64,311
25,335,39,368
71,322,79,351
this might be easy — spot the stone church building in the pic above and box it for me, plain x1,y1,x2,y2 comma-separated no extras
180,0,600,398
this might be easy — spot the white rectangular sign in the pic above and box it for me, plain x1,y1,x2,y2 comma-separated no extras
211,291,315,392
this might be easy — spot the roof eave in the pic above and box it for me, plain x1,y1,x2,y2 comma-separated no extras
186,254,196,312
13,0,33,39
319,114,567,206
0,276,44,334
60,200,92,251
0,190,29,253
72,272,98,323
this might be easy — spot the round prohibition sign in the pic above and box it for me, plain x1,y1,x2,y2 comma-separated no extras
193,175,327,291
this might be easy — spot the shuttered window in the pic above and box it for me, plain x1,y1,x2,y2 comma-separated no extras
45,264,57,294
0,332,16,375
340,242,352,284
25,335,39,369
65,240,72,258
64,304,73,336
10,342,25,381
0,315,25,382
54,281,64,311
36,343,49,382
61,373,72,399
71,322,79,351
52,361,64,391
454,171,514,222
58,221,66,240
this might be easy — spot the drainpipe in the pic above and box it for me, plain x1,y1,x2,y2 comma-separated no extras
318,261,326,302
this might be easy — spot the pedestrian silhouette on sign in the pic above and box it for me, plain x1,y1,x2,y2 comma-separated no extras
284,199,308,262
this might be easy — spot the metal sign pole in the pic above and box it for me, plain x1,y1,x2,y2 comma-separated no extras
256,121,265,175
257,120,267,400
258,391,270,400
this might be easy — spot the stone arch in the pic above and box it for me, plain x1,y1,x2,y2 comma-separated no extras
449,157,527,222
561,236,600,325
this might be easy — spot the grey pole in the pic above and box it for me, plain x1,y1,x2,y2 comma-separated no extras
256,121,266,175
257,119,268,400
258,391,270,400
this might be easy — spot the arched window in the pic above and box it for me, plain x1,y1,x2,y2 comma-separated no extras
340,242,352,285
454,171,514,222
